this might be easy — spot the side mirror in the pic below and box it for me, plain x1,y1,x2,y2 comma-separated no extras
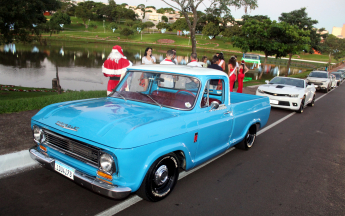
265,80,269,84
209,101,219,110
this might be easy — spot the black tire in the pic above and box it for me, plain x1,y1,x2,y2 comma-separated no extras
324,87,328,93
307,94,315,107
297,97,305,113
235,125,256,150
137,153,179,202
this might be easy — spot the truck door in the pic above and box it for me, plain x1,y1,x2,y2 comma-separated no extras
194,79,234,164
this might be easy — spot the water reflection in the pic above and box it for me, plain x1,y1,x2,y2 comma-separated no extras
0,42,309,91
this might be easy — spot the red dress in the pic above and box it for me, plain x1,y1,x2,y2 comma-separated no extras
237,68,245,93
229,68,236,92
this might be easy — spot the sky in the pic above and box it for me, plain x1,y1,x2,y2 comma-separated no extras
95,0,345,33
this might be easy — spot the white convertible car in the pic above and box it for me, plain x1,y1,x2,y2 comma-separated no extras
256,77,316,113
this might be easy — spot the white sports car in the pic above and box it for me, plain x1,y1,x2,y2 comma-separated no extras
256,77,316,113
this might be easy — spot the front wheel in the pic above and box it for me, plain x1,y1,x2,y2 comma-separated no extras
137,153,179,202
307,94,315,107
297,97,305,113
235,125,257,150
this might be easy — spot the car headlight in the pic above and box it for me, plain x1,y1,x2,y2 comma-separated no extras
33,125,45,143
257,89,264,93
100,153,115,173
289,94,299,98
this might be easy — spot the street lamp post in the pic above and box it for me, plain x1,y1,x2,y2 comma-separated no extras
103,20,105,33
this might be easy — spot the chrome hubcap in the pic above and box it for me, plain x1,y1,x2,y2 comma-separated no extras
154,165,168,186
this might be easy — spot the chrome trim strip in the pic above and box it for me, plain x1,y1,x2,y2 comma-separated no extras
29,147,131,199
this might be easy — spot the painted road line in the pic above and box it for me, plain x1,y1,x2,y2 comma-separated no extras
96,88,333,216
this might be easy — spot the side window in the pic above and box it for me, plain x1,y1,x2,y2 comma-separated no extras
201,79,224,108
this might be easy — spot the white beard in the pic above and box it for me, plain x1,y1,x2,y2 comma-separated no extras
107,50,123,63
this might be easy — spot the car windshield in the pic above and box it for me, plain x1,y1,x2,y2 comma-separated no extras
331,73,341,79
309,72,328,78
269,77,304,88
110,71,200,110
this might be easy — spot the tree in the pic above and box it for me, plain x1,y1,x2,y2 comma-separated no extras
274,22,311,73
161,0,257,53
171,18,190,31
146,6,156,10
202,22,220,39
124,20,135,27
162,16,168,23
109,22,119,31
50,12,71,25
0,0,61,45
157,8,166,14
221,25,242,38
156,22,170,32
278,7,323,54
120,27,134,38
320,35,345,64
144,21,155,33
75,3,93,26
232,19,283,79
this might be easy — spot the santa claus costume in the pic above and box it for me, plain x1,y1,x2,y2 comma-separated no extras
102,45,132,95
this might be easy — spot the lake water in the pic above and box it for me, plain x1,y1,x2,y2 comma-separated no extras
0,42,309,91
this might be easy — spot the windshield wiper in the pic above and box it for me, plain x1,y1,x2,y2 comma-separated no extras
137,92,162,108
113,91,126,101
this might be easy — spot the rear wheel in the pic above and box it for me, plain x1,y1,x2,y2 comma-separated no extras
307,94,315,107
297,97,305,113
137,153,179,202
235,125,257,150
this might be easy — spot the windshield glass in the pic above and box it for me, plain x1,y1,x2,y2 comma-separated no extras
331,73,341,79
110,71,200,110
309,72,328,78
269,77,304,88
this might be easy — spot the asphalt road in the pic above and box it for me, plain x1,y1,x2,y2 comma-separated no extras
1,84,345,216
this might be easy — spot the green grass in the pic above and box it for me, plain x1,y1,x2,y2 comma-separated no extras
0,90,106,114
0,85,58,100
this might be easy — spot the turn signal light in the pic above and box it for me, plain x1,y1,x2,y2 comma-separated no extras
97,178,113,185
39,145,47,152
97,170,113,180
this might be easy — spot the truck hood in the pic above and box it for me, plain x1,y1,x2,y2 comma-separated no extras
258,84,303,94
32,98,183,149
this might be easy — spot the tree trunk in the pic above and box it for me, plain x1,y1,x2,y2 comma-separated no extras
259,54,268,80
286,53,292,75
191,28,196,53
56,66,62,94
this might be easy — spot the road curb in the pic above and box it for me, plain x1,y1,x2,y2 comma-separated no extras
0,149,38,175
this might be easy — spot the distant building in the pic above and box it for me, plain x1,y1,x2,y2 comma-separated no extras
126,5,180,28
332,24,345,38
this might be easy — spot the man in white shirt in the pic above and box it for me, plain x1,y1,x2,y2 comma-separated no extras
187,53,202,67
160,50,176,87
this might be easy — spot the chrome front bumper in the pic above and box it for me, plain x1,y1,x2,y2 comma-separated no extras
29,146,131,199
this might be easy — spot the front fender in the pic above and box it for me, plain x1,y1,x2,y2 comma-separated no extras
112,135,195,192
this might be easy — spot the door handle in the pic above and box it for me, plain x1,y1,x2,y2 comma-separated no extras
224,111,232,115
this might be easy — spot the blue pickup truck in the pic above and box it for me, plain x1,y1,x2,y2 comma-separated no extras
29,65,271,202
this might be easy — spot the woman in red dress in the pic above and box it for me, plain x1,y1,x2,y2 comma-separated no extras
228,57,237,92
237,60,249,93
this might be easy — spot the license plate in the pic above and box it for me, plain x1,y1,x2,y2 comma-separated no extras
270,99,279,105
55,160,75,180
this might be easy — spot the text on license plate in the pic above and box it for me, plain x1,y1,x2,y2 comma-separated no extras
55,160,75,180
270,99,279,105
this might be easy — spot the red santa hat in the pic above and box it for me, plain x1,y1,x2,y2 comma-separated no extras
102,45,132,77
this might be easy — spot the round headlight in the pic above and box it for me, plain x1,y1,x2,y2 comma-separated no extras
33,125,41,142
100,153,114,173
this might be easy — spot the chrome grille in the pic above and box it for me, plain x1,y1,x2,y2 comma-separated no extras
263,91,288,97
43,129,100,166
